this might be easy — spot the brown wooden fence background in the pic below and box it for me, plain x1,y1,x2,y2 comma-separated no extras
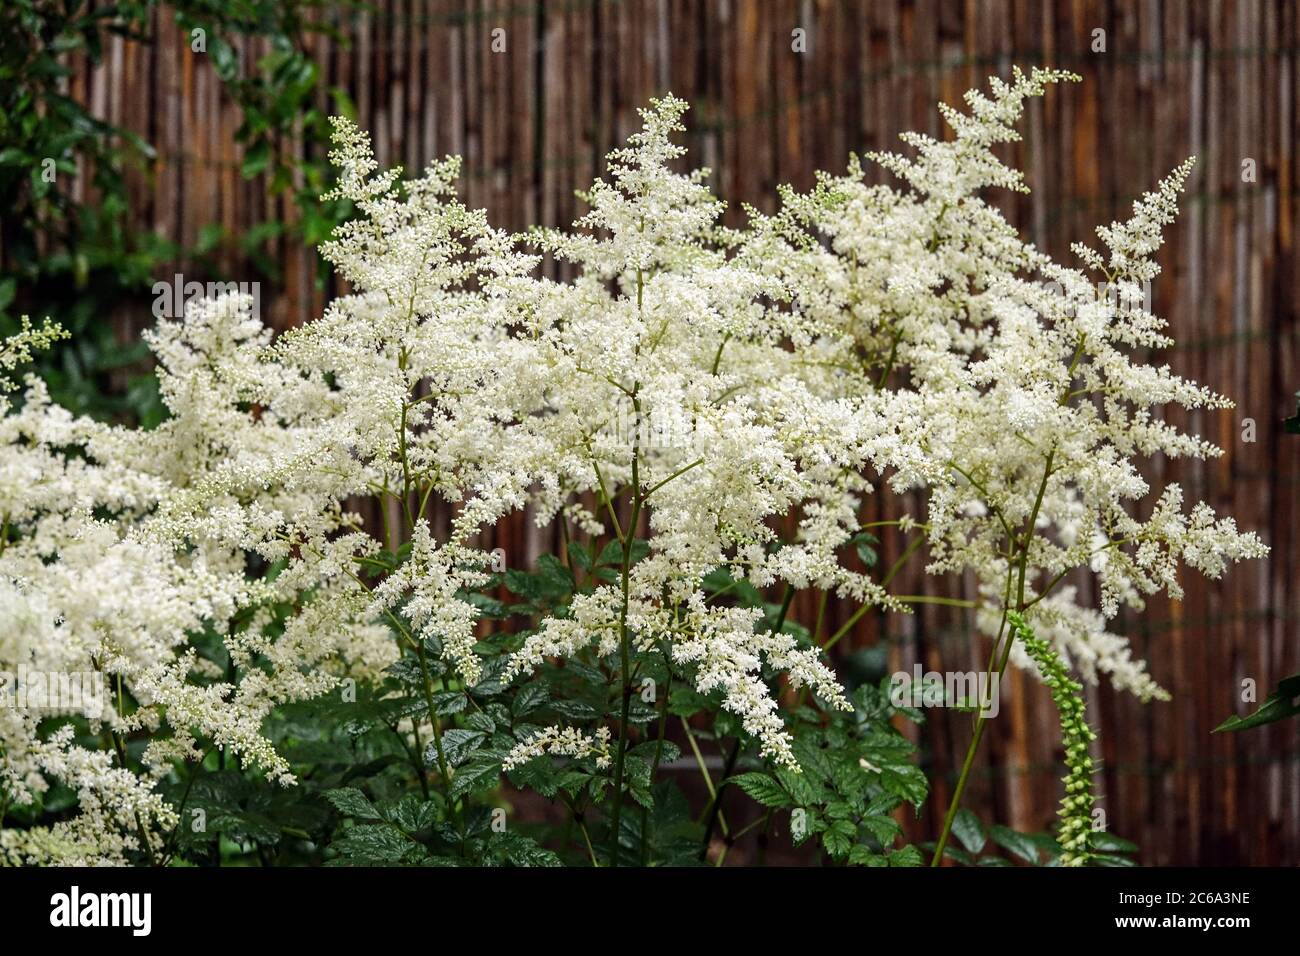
63,0,1299,864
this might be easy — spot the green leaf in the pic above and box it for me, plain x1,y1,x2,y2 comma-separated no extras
429,690,468,716
860,814,902,846
625,756,655,809
566,541,592,571
849,530,879,568
548,697,600,721
848,845,887,866
595,539,623,567
824,800,854,821
323,787,381,821
594,538,649,567
209,36,239,80
380,796,441,832
1090,832,1138,854
535,554,575,594
879,765,928,810
628,740,681,766
730,772,793,808
1214,672,1300,732
821,818,856,859
512,682,550,718
937,844,974,866
435,729,487,767
506,755,560,796
464,592,508,619
327,824,426,866
240,140,270,179
491,831,563,867
951,808,987,854
463,711,496,734
449,755,503,799
989,824,1041,864
886,844,925,867
773,766,821,807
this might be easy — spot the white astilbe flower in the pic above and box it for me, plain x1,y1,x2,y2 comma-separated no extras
758,67,1266,698
368,525,490,685
496,96,872,766
504,589,623,682
140,126,541,688
1,72,1270,861
0,376,243,860
0,725,177,866
503,726,612,771
667,601,849,770
0,318,361,861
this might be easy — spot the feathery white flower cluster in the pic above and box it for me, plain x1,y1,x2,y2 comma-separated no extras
749,67,1265,700
0,343,246,863
1,70,1266,860
503,726,611,772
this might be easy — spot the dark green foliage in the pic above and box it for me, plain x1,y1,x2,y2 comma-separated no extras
922,810,1138,867
1214,672,1300,732
130,542,931,868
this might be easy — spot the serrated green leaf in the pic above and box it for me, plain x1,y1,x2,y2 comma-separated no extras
860,814,902,846
512,682,550,718
821,818,856,859
429,690,468,716
879,765,928,810
323,787,381,821
449,755,503,799
381,795,441,832
886,844,924,867
435,729,486,767
566,541,593,571
848,845,883,866
327,823,426,866
491,831,563,867
730,772,794,808
463,711,496,734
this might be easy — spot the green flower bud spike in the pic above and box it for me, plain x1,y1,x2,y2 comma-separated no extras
1007,610,1098,866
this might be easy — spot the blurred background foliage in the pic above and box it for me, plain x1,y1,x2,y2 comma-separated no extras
0,0,354,425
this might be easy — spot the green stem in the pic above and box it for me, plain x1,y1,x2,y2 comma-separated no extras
643,457,704,499
415,639,461,843
821,532,925,654
931,432,1060,865
681,717,729,838
698,738,741,860
893,595,977,608
608,265,646,867
640,670,672,865
929,610,1015,866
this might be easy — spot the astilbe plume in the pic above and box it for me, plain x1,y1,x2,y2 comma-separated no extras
746,67,1265,703
0,69,1267,865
